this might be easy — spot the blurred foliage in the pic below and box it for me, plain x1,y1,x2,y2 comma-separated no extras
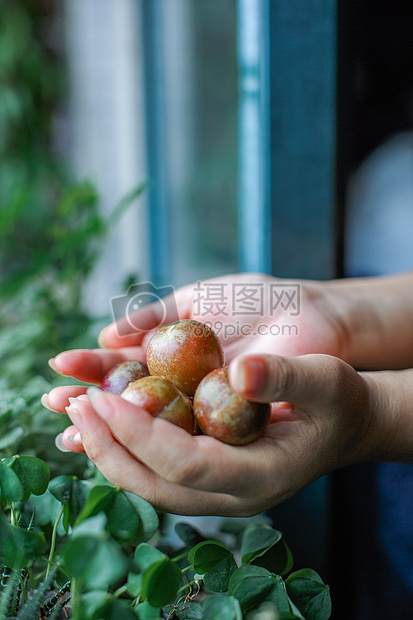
0,0,144,475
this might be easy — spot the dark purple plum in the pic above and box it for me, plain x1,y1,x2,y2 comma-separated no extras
101,360,149,394
193,367,271,445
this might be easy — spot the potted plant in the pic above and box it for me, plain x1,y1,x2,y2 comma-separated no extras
0,455,331,619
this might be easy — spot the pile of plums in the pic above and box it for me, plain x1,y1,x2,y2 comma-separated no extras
101,319,270,445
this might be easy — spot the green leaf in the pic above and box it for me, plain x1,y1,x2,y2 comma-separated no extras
2,455,50,502
76,591,138,620
106,182,148,228
201,594,243,619
188,540,232,575
134,543,165,571
266,576,300,617
126,572,142,597
0,460,24,503
166,600,203,619
27,489,64,528
3,524,46,567
174,521,206,547
48,475,90,525
74,484,115,523
140,557,183,608
203,553,238,593
59,534,128,589
228,565,275,612
122,490,159,543
134,601,161,619
75,486,158,544
0,426,24,450
240,523,283,565
285,569,332,620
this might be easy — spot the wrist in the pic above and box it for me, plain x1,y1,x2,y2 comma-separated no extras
323,272,413,369
361,369,413,463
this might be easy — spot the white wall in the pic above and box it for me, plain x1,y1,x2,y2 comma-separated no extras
64,0,148,317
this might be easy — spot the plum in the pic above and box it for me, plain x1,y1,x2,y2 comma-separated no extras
146,319,224,396
193,367,271,445
121,376,196,434
101,360,149,394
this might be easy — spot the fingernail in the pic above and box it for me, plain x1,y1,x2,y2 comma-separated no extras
41,393,56,412
87,386,114,422
67,434,81,446
48,358,59,372
77,394,89,401
55,433,71,453
73,432,82,444
68,397,77,404
234,358,266,395
65,405,84,432
98,328,107,348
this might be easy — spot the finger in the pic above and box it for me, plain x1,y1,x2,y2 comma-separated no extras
99,285,196,348
55,425,85,454
228,353,349,405
82,388,264,496
49,347,146,383
74,399,247,515
43,386,88,413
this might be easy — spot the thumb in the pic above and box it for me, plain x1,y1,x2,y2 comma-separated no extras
228,353,347,405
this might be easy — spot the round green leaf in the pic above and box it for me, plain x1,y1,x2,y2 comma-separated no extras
0,461,24,503
202,594,243,619
75,486,158,544
2,456,50,502
134,601,161,619
203,554,238,593
228,565,275,612
240,523,283,565
48,475,90,524
122,490,159,543
285,569,332,620
75,485,115,524
175,522,206,547
127,572,142,598
266,576,297,616
188,540,232,575
134,543,165,571
77,591,139,620
59,535,128,589
3,525,46,567
141,557,183,608
164,600,203,619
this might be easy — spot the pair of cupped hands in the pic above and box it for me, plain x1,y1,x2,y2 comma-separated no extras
44,273,378,517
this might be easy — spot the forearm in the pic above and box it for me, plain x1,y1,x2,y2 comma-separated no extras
362,368,413,463
323,271,413,370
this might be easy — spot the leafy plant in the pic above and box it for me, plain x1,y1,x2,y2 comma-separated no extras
0,0,145,479
0,455,332,619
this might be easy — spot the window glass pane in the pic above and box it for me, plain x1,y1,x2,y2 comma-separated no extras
162,0,239,287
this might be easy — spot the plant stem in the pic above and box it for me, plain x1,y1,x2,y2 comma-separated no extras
46,504,65,578
113,585,128,598
10,502,16,526
171,551,189,563
71,577,80,616
176,579,198,595
19,571,28,603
